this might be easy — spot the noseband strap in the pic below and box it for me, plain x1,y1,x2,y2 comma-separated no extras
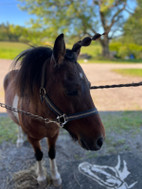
40,88,98,128
40,63,98,128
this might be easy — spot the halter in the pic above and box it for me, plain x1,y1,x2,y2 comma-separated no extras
40,61,98,128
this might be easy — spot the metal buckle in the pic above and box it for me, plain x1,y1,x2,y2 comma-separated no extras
40,87,47,96
40,87,47,102
57,114,67,128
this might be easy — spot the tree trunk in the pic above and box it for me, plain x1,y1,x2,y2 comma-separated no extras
100,35,110,58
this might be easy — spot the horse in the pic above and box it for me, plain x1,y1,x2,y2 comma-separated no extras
3,33,105,186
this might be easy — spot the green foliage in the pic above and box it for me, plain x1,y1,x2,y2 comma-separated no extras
110,41,142,59
0,23,19,41
17,0,134,57
123,0,142,45
17,0,130,38
18,0,97,38
0,23,49,45
112,68,142,77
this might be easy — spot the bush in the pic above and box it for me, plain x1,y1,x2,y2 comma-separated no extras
110,42,142,59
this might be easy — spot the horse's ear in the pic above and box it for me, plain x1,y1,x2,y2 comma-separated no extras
72,41,81,58
51,33,66,66
72,33,105,59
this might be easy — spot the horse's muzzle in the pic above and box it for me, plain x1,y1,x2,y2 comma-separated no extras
80,136,104,151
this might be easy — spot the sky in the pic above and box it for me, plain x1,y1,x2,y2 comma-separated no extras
0,0,35,26
0,0,137,27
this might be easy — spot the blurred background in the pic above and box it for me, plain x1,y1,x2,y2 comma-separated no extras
0,1,142,188
0,0,142,62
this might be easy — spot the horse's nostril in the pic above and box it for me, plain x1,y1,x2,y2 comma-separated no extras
96,137,103,149
80,136,104,151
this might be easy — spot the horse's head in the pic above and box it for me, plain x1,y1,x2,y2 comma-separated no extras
46,34,105,151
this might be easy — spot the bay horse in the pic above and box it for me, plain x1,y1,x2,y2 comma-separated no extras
4,34,105,186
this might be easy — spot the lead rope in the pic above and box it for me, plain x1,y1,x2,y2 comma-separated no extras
0,102,60,128
90,81,142,89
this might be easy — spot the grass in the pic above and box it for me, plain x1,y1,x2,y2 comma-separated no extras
112,68,142,77
100,111,142,154
0,41,29,59
0,111,141,144
0,117,17,143
73,111,142,159
0,41,142,63
80,43,102,58
101,111,142,134
0,41,101,61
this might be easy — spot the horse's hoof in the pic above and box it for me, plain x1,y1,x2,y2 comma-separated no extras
37,175,47,185
16,139,24,147
52,177,62,187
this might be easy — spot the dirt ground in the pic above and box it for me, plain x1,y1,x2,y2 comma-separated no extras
0,59,142,189
0,126,142,189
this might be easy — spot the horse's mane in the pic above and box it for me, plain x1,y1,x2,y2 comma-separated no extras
13,47,52,96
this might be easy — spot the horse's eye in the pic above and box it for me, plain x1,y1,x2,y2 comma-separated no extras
64,85,79,96
64,79,79,96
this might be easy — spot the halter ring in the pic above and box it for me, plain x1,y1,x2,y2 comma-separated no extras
57,114,68,127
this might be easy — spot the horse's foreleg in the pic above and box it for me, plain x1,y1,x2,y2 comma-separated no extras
16,126,26,147
28,136,46,184
47,134,62,186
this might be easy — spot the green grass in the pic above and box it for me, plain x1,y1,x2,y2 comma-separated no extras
100,111,142,153
0,41,29,59
0,111,141,144
101,111,142,134
112,68,142,77
1,41,142,63
73,111,142,159
0,117,17,143
80,43,102,57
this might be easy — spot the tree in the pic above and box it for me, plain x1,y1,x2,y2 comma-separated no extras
0,23,13,41
0,23,38,44
18,0,135,58
123,0,142,45
0,23,22,41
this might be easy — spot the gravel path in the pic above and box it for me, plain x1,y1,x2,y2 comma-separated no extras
83,63,142,111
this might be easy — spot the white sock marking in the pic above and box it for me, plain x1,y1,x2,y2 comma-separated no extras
49,159,61,181
36,161,46,182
